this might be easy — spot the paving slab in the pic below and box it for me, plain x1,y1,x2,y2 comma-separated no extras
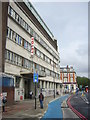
2,95,62,119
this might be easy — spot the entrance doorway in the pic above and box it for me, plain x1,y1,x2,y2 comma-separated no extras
24,79,30,99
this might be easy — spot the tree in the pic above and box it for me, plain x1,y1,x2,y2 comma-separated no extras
76,76,90,90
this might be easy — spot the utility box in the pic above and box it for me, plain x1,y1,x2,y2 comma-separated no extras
15,88,24,101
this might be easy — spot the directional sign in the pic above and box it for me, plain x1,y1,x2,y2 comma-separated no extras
33,73,38,83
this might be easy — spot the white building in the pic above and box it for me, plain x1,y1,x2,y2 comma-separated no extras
0,1,61,103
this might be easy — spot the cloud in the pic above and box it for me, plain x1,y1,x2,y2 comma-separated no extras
76,44,88,56
32,2,88,77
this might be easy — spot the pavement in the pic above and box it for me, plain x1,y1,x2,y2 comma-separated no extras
1,94,63,120
1,93,82,120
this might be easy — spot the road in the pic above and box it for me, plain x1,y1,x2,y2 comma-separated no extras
70,92,90,119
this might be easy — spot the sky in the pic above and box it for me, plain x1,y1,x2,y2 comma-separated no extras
31,2,88,78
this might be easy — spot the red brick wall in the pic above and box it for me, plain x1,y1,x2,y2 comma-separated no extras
2,87,14,105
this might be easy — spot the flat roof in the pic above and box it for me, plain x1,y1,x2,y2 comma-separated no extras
23,0,54,40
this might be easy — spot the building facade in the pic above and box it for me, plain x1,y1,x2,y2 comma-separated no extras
0,1,61,103
60,65,77,93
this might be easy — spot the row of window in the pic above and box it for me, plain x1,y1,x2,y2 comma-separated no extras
8,5,59,60
35,48,58,67
5,50,60,79
63,78,74,83
61,73,74,78
7,27,31,51
7,27,58,68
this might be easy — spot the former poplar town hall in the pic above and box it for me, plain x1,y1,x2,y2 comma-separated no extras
0,0,62,104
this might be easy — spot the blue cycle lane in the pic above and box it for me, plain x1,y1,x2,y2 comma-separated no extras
41,94,69,120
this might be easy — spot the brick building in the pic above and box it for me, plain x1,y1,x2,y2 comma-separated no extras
60,65,77,93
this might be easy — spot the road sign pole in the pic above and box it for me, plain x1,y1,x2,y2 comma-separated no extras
35,82,36,109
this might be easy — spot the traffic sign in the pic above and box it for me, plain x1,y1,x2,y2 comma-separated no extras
33,73,38,83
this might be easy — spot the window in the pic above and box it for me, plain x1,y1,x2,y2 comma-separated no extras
53,72,55,78
39,66,42,71
25,23,28,30
51,71,54,77
24,40,27,49
8,6,12,16
36,49,41,57
45,69,50,76
8,6,15,19
15,34,18,43
41,66,45,71
5,50,23,66
33,31,36,38
41,53,44,59
7,28,10,38
56,74,58,79
24,40,31,51
70,73,73,77
30,28,33,36
5,50,7,59
36,33,39,41
71,78,73,82
64,78,67,82
56,64,58,68
12,32,16,41
7,51,10,60
18,36,22,45
21,19,24,27
15,14,19,22
27,43,31,51
45,56,47,62
8,6,11,15
18,16,22,24
18,36,20,44
23,59,30,68
36,64,39,70
23,59,27,68
27,24,29,32
51,60,53,65
8,29,13,39
23,21,25,28
64,73,67,77
14,54,18,64
11,52,14,62
28,26,30,33
48,58,50,64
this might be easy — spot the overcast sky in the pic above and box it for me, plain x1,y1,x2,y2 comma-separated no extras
32,2,88,78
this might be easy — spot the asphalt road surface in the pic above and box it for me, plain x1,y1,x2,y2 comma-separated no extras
70,92,90,119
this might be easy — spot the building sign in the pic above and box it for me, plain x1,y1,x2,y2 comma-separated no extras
31,37,34,56
33,73,38,83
